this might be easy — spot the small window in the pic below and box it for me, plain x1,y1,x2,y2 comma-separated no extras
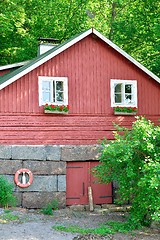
39,76,68,106
111,79,137,107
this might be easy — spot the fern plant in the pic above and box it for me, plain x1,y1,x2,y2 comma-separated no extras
0,176,16,208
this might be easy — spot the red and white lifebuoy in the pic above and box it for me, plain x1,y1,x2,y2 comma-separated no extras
14,168,33,188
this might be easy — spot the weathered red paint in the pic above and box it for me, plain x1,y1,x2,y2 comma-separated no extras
0,35,159,144
66,161,112,205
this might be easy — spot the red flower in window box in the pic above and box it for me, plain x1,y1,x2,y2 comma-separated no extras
114,106,138,115
44,104,69,114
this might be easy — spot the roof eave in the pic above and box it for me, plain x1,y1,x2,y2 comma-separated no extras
0,60,30,71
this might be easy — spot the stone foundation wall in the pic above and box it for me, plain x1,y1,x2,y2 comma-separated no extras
0,145,100,209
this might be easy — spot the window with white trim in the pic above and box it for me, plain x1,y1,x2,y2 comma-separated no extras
39,76,68,106
111,79,137,107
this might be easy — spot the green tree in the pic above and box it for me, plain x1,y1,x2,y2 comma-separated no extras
109,0,160,77
93,117,160,227
0,0,27,64
0,0,159,77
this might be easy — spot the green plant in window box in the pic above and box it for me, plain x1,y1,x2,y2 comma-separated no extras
44,104,69,114
114,106,137,115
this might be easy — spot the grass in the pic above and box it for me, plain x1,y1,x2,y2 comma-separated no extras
0,212,19,223
53,220,139,235
4,209,12,214
53,225,113,235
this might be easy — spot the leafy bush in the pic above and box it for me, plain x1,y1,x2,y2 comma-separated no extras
41,198,59,215
0,176,16,208
93,117,160,227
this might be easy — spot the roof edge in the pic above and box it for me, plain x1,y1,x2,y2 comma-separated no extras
0,60,30,71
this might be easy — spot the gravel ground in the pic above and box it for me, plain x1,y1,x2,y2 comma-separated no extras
0,207,159,240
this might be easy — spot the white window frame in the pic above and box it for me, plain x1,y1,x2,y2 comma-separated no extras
111,79,137,107
38,76,68,106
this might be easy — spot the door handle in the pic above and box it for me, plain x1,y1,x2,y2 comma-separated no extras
82,182,85,196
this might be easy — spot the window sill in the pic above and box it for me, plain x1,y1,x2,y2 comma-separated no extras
44,110,69,114
114,111,137,115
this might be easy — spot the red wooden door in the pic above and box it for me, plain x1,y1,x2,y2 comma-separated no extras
66,161,112,205
66,162,88,205
90,162,112,204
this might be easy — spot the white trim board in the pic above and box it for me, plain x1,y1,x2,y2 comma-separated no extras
0,61,30,71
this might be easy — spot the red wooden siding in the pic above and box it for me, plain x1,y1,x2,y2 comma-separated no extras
66,161,112,205
0,115,130,145
0,34,159,144
0,114,159,145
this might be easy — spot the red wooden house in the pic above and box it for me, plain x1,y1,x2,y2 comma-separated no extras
0,28,159,208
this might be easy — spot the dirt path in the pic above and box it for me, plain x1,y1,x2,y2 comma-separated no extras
0,208,159,240
0,221,78,240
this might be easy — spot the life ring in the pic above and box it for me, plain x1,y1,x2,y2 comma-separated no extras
14,168,33,188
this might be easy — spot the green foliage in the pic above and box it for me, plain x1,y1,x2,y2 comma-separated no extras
41,203,53,215
41,198,59,215
53,224,113,235
44,104,69,112
0,0,159,77
0,213,19,222
3,209,12,214
0,176,16,208
106,221,140,232
114,106,137,113
53,220,138,235
93,117,160,227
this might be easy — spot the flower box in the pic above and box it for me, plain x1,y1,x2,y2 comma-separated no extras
44,109,68,114
113,106,137,115
44,104,69,114
114,111,136,115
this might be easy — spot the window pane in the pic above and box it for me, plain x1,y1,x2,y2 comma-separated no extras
115,94,122,103
42,81,50,91
56,81,64,102
114,84,122,103
115,83,122,93
42,92,51,102
125,94,132,104
42,81,51,102
125,84,134,104
125,84,132,93
56,92,64,102
56,81,64,91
